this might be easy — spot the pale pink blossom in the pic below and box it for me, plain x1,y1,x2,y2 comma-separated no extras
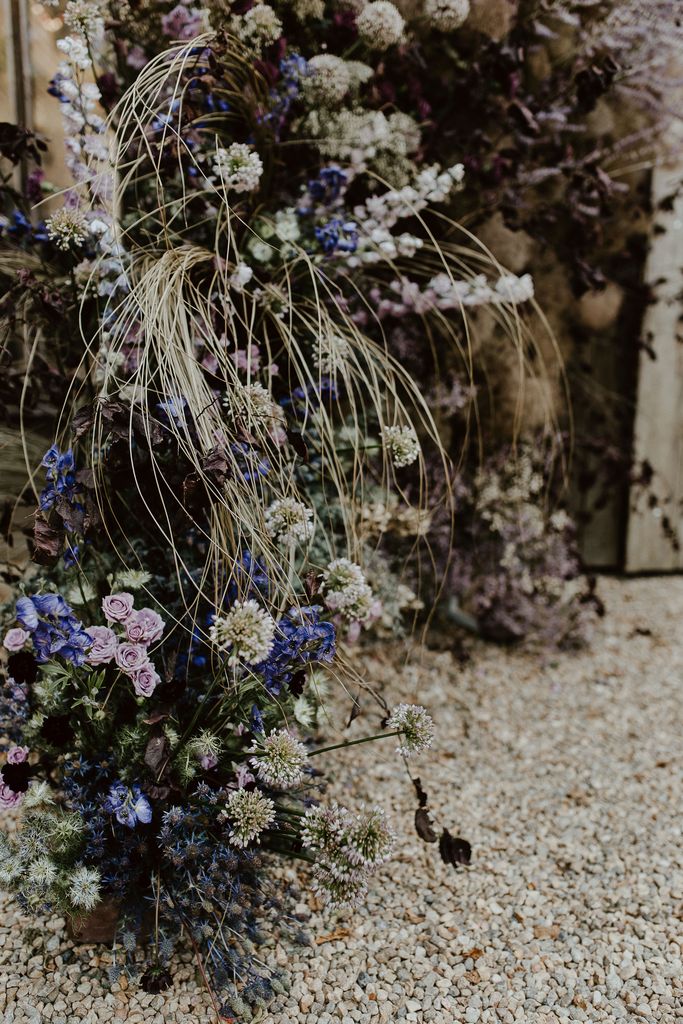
130,663,160,697
3,628,30,652
115,643,150,675
125,608,165,646
86,625,118,666
7,745,29,764
102,593,135,623
0,783,23,809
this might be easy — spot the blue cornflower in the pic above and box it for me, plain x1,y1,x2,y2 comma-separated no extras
104,782,153,829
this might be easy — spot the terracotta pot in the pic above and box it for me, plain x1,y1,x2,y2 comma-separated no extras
67,898,120,943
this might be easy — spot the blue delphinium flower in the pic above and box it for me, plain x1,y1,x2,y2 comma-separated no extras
39,446,83,513
314,217,358,255
14,593,92,666
256,606,336,694
104,782,153,829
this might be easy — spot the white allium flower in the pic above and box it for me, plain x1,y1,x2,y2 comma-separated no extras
386,703,435,757
305,54,352,105
225,787,276,847
250,729,308,789
301,802,395,906
291,0,324,18
229,381,286,436
237,3,283,47
209,599,276,666
68,866,102,911
229,261,254,291
323,558,376,622
265,497,314,545
45,207,89,250
314,333,351,375
213,143,263,194
382,424,420,468
274,207,301,243
424,0,470,31
356,1,405,49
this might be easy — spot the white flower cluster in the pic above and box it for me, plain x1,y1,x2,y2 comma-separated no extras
63,0,106,36
304,54,352,105
289,0,325,18
304,108,420,177
424,0,470,31
314,332,352,375
209,599,276,666
301,802,396,906
45,207,89,251
213,143,264,194
356,1,405,49
373,270,535,318
265,497,314,545
232,4,283,48
250,729,308,789
386,703,435,757
322,558,375,623
382,425,420,469
225,787,276,847
228,381,286,442
346,163,464,266
229,261,254,292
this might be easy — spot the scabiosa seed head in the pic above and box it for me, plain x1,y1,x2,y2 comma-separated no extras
45,207,89,251
356,1,405,49
225,787,276,847
265,497,314,545
209,599,276,667
382,424,420,468
67,865,102,912
386,703,435,757
213,142,264,193
424,0,470,31
250,729,307,789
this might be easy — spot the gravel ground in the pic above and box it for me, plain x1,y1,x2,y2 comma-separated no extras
2,576,683,1024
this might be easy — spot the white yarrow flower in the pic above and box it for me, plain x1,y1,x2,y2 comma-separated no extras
229,261,254,291
213,143,263,194
225,787,276,847
250,729,308,789
209,599,276,666
382,424,420,468
265,497,314,544
356,1,405,49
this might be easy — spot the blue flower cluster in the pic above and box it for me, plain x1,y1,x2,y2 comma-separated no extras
314,217,358,255
256,605,336,694
264,53,310,137
104,781,153,829
39,446,83,513
305,166,348,206
15,594,92,666
0,211,49,245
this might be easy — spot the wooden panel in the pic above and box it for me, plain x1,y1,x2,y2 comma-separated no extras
625,165,683,571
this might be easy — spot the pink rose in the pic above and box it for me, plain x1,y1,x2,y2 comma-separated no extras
3,628,30,652
125,608,165,646
0,783,23,810
7,745,29,764
86,625,118,666
130,663,160,698
102,592,135,623
115,643,150,675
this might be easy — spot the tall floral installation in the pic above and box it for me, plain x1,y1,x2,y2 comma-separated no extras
0,0,545,1015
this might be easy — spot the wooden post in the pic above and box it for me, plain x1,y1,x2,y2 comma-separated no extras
625,163,683,571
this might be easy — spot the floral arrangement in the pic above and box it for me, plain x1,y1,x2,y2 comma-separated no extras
0,0,552,1013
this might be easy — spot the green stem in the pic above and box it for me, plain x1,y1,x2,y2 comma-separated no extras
309,730,402,758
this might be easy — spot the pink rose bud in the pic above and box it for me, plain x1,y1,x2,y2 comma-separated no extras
102,592,136,623
86,625,118,666
114,643,150,675
130,663,160,697
0,783,23,809
3,628,30,653
6,745,29,764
